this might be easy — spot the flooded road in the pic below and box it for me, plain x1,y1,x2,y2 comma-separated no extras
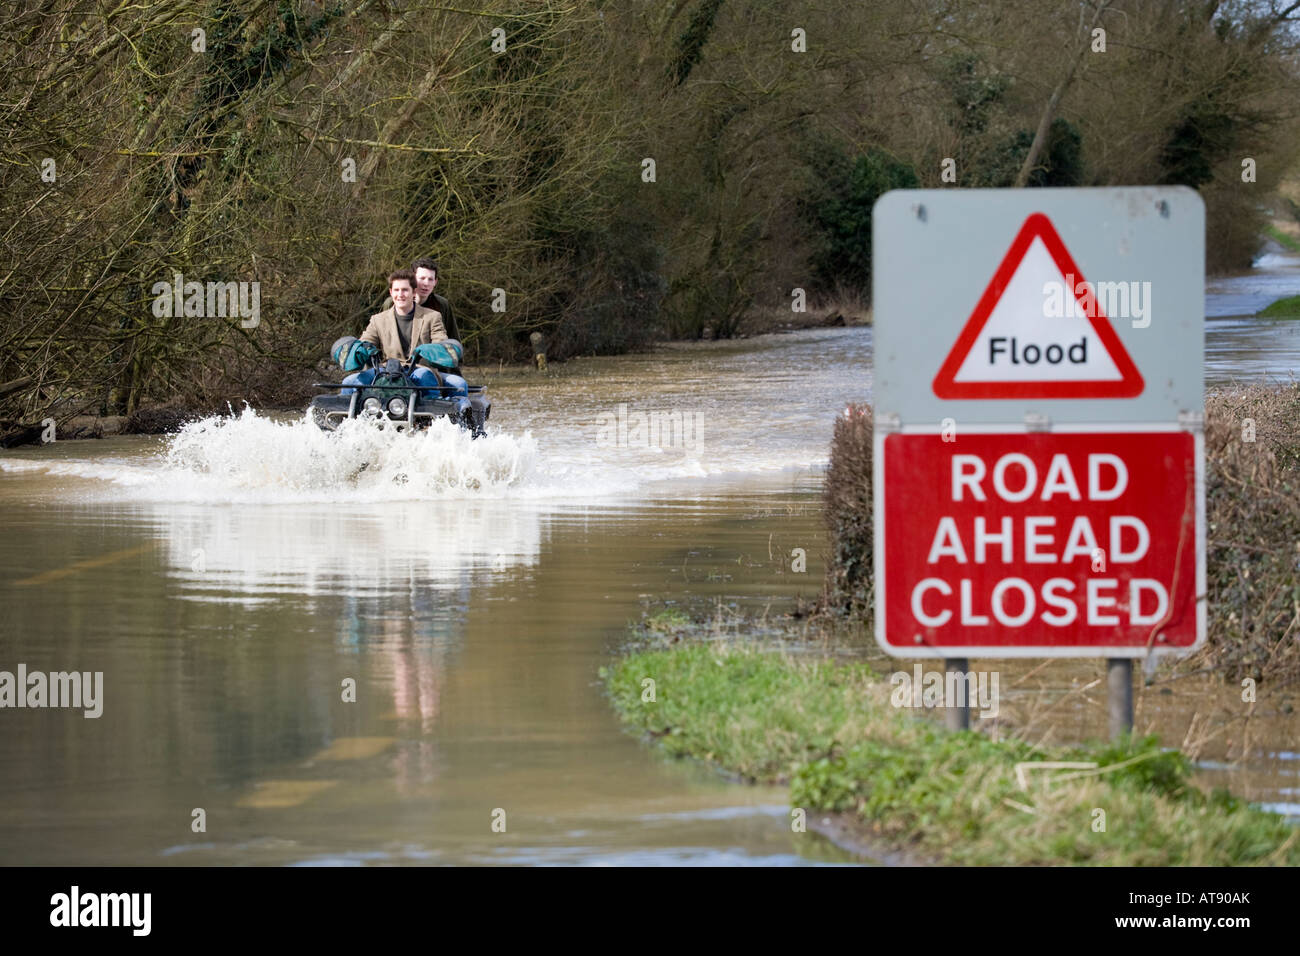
1207,251,1300,385
3,255,1300,865
0,330,866,865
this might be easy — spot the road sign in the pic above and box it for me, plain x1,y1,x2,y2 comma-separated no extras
931,213,1144,400
878,429,1201,657
872,187,1203,426
872,187,1205,658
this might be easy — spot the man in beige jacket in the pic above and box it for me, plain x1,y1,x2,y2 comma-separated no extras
342,269,468,397
363,268,446,356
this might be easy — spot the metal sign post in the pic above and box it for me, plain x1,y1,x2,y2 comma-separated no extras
1108,658,1134,739
945,657,970,731
872,187,1205,738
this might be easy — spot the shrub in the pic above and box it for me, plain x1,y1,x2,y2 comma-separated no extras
1201,385,1300,681
803,148,919,297
822,403,874,617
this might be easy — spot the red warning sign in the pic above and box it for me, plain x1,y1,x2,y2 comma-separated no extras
878,431,1200,656
932,213,1144,400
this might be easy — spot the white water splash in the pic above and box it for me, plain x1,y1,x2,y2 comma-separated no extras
154,408,540,502
1251,252,1300,270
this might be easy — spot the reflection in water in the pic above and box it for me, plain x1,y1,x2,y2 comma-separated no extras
151,498,543,596
149,497,548,798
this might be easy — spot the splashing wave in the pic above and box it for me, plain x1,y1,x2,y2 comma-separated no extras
153,408,541,502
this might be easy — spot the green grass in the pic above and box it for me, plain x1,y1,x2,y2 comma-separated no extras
1258,293,1300,318
603,642,1300,865
1264,225,1300,253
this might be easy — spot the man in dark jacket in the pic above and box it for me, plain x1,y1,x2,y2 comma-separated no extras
413,257,459,341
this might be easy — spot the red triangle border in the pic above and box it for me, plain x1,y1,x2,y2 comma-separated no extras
931,212,1144,400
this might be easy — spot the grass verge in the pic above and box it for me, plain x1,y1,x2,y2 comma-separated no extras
1258,293,1300,317
603,639,1299,865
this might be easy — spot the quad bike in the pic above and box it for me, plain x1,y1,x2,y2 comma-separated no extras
310,339,491,437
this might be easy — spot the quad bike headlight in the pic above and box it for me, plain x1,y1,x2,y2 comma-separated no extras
362,397,383,416
387,397,408,417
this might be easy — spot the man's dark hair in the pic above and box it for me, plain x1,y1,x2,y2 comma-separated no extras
388,268,416,288
411,257,439,279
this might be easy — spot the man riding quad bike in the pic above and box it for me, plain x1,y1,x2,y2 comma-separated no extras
310,335,491,436
309,268,491,436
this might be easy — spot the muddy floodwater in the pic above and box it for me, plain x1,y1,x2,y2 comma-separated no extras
1207,251,1300,384
2,257,1299,865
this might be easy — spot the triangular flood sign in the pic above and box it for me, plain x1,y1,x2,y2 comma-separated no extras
932,212,1144,399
